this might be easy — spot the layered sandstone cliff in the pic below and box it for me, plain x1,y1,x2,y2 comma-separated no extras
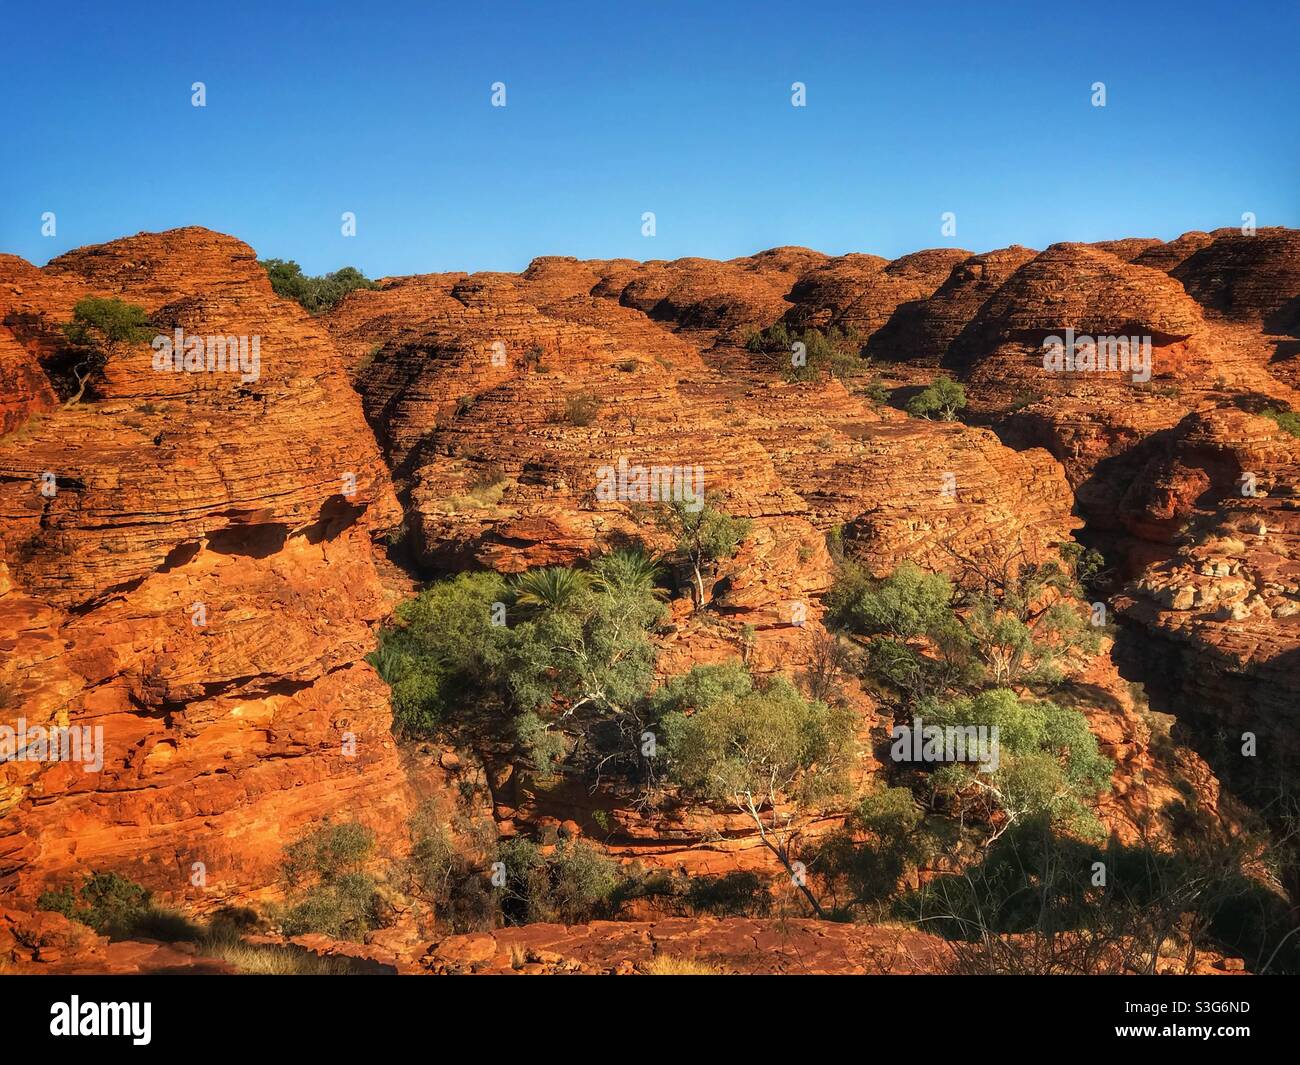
0,229,419,910
3,224,1297,970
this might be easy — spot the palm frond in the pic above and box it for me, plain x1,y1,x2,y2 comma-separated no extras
591,548,668,599
511,566,592,612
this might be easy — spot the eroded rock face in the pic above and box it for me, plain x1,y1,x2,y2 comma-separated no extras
322,240,1229,863
5,224,1297,969
1170,228,1300,334
867,245,1038,364
1112,411,1300,785
0,228,418,910
784,248,971,339
950,242,1208,371
867,231,1299,795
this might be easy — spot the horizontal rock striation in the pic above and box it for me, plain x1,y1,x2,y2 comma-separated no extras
0,228,419,909
5,224,1298,967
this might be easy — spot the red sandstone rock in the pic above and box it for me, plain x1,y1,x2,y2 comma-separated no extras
6,224,1298,974
0,228,421,911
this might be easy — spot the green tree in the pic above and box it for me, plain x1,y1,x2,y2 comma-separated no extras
828,553,1100,697
921,688,1113,842
657,661,855,916
905,376,967,420
59,297,153,404
372,555,666,778
810,786,937,913
504,562,663,775
658,499,751,610
367,570,509,739
260,259,378,314
826,560,955,639
828,561,978,700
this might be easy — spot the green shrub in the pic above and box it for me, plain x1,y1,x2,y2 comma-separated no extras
283,821,375,887
260,259,378,314
1260,406,1300,438
511,566,592,613
746,323,864,381
864,378,891,403
810,786,937,911
38,871,154,938
401,805,499,933
498,838,620,925
590,547,667,601
562,392,602,426
279,874,381,941
826,561,955,639
278,822,384,941
686,871,772,917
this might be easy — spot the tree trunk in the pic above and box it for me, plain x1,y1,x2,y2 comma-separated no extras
742,796,826,919
62,362,93,407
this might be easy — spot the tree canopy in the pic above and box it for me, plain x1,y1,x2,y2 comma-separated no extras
905,375,967,420
260,259,378,314
58,296,153,404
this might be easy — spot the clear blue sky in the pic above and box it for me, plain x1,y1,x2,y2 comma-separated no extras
1,0,1296,276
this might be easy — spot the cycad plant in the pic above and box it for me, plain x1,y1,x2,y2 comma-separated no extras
591,548,667,600
511,566,592,613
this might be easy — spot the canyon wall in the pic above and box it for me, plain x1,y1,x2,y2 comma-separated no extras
0,230,423,910
3,224,1297,926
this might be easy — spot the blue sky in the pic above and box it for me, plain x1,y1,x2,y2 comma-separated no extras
1,0,1296,276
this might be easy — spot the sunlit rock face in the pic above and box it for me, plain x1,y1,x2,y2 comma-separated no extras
3,224,1297,961
0,228,416,909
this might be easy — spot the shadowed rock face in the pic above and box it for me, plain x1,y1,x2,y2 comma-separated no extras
867,245,1038,364
2,225,1298,967
1170,228,1300,335
783,248,971,338
1110,408,1300,792
949,242,1208,370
